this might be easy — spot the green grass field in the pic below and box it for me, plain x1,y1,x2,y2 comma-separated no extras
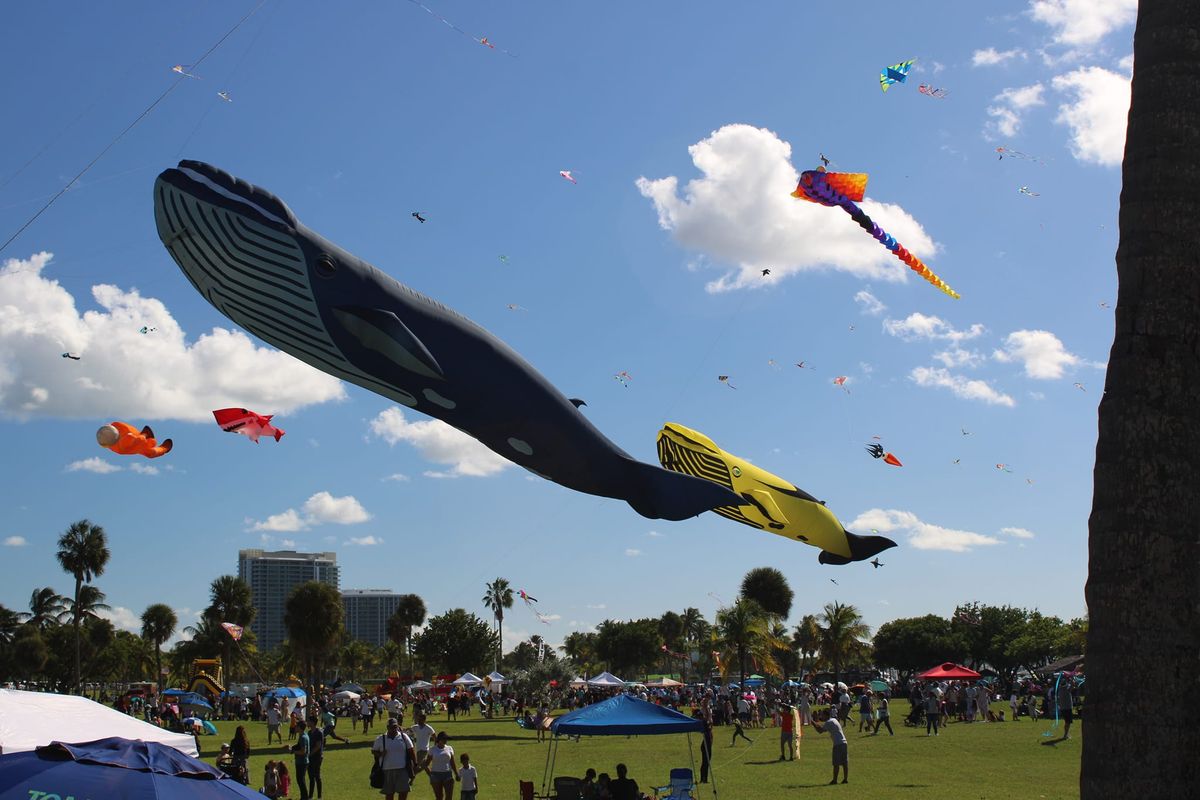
198,709,1081,799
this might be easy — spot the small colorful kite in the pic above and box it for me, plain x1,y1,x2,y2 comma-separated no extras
614,370,633,387
221,622,244,641
217,91,232,103
819,153,832,168
996,146,1045,164
139,326,156,334
717,375,737,390
213,408,285,443
519,589,538,606
792,169,959,298
402,0,516,56
498,255,509,264
506,303,526,312
559,170,577,184
830,578,839,586
61,352,81,360
996,463,1013,473
412,212,427,223
880,59,915,92
1073,382,1086,391
96,422,172,459
833,375,849,393
918,84,949,98
1019,186,1040,197
171,65,200,79
796,361,813,369
1099,301,1111,309
961,427,971,436
865,443,902,467
870,558,884,569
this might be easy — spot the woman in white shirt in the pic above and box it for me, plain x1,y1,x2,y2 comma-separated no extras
426,731,455,800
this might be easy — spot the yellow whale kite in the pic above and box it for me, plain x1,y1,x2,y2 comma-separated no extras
656,423,897,565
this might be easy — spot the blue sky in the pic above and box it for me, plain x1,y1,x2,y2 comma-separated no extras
0,0,1135,653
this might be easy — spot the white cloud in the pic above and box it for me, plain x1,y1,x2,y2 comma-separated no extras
3,536,27,547
369,407,509,478
1001,526,1036,539
0,253,346,421
1052,66,1130,167
540,614,562,622
850,509,1003,552
854,290,887,317
994,330,1081,379
382,473,410,482
625,548,642,557
910,367,1016,407
972,47,1026,66
646,530,664,538
933,347,985,368
586,603,607,610
884,313,984,343
346,535,384,546
98,606,141,633
129,463,159,476
66,457,122,474
986,84,1045,138
249,492,370,531
1030,0,1137,48
635,124,939,292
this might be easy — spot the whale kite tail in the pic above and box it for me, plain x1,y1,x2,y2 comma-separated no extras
817,530,897,565
623,459,744,521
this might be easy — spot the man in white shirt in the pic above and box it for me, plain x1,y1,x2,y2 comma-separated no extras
408,713,436,772
373,717,415,800
266,705,282,744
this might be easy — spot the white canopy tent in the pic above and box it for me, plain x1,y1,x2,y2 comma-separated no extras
586,671,625,688
452,673,483,686
407,680,434,690
0,689,198,757
485,671,508,685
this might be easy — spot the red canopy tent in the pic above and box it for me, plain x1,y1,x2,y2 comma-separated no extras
917,662,982,680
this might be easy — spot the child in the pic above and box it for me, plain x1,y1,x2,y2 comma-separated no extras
458,752,478,800
276,761,291,798
261,760,280,799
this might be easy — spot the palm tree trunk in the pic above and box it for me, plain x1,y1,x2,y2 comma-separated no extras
496,616,503,673
155,645,162,692
1083,4,1200,795
72,577,82,694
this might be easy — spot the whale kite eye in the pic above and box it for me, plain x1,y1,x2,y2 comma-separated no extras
315,254,337,278
732,466,741,477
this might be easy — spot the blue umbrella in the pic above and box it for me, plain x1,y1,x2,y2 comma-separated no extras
0,738,262,800
263,687,305,699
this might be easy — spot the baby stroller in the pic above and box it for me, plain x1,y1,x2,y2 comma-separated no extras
903,705,925,728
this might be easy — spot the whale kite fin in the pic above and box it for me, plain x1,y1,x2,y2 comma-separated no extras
818,529,897,564
569,398,587,408
624,459,744,521
747,489,790,527
333,306,445,381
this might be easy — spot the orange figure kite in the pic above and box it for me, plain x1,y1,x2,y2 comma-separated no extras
96,422,173,459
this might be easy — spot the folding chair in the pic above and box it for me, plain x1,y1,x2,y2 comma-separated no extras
554,776,584,800
654,767,696,799
518,780,553,800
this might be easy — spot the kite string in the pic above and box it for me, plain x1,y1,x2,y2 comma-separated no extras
0,0,270,258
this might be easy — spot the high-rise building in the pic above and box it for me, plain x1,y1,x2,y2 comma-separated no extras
237,549,339,651
342,590,404,648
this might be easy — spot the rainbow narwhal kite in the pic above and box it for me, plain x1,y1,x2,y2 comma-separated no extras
791,169,959,299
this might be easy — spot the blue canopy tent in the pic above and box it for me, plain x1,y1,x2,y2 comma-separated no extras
542,695,714,797
0,738,263,800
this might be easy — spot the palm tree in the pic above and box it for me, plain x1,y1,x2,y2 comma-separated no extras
0,604,18,646
481,578,513,672
61,584,111,625
56,519,110,693
283,581,345,689
560,631,598,674
205,575,255,681
713,599,785,688
18,588,66,630
140,604,177,691
386,594,426,676
792,614,821,680
1084,5,1199,795
818,602,870,684
739,567,794,618
680,607,708,643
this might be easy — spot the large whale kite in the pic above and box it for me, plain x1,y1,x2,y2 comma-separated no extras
153,161,741,521
656,423,897,564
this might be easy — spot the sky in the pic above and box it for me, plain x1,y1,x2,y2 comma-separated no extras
0,0,1135,656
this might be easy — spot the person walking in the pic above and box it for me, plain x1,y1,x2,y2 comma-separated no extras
924,688,941,736
424,731,455,800
858,691,874,733
693,710,713,784
457,752,478,800
1055,677,1075,739
306,715,324,800
265,704,282,745
779,704,795,761
372,717,416,800
873,695,894,736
